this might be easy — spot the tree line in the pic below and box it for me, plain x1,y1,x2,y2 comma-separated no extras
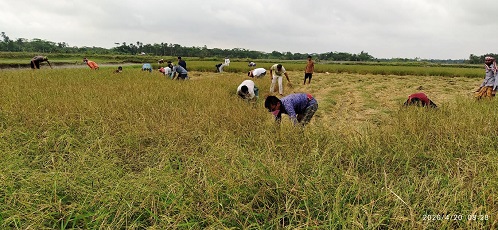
0,32,491,63
0,32,376,62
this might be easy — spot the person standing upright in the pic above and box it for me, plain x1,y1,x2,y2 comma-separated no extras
304,55,315,85
475,56,498,99
177,56,187,70
269,64,291,96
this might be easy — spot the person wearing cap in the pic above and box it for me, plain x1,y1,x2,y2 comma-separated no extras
475,56,498,99
30,56,52,69
403,92,437,108
170,63,189,80
248,68,267,78
269,64,291,95
237,80,259,101
83,58,99,70
304,55,315,85
177,56,187,70
264,93,318,126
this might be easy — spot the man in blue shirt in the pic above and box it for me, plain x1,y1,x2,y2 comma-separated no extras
170,63,189,80
264,93,318,126
142,63,152,72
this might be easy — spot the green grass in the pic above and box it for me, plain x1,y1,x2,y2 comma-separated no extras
0,67,496,229
0,52,485,78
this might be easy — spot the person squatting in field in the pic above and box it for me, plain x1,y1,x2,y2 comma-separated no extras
170,63,189,80
304,55,314,85
475,56,498,99
269,64,291,95
403,92,437,108
248,68,267,78
83,58,99,70
237,80,259,101
265,93,318,126
30,56,52,69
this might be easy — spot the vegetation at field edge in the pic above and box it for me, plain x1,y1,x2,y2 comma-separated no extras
0,66,496,229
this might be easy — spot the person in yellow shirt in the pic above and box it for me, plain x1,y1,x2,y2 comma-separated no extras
269,64,291,96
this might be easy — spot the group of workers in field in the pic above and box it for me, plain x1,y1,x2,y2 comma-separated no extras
30,54,498,126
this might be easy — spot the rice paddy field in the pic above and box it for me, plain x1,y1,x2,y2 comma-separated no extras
0,62,497,229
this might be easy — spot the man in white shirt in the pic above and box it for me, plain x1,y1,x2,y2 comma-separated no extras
237,80,259,100
219,57,230,72
159,66,173,78
269,64,291,95
248,68,267,78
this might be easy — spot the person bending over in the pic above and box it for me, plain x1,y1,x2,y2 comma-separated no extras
31,56,52,69
403,92,437,108
83,58,99,70
264,93,318,126
170,63,189,80
248,68,266,78
237,80,259,101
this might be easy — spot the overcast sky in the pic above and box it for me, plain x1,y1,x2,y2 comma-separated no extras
0,0,496,60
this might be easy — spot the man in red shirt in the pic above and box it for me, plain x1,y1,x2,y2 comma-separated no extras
403,92,437,108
